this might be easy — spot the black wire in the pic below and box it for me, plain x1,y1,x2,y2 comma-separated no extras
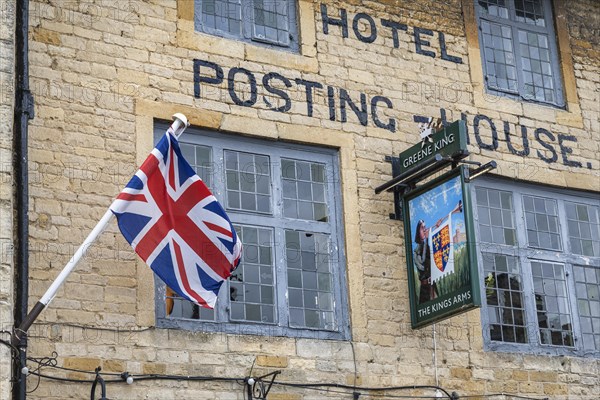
28,370,113,384
62,322,153,333
361,394,444,399
28,352,59,371
0,338,20,356
458,394,549,400
130,374,243,384
25,354,451,398
22,350,547,400
25,365,551,400
30,321,154,333
29,370,244,384
349,340,358,389
28,359,123,377
26,355,246,385
27,370,42,393
270,384,442,399
26,352,59,393
274,381,453,398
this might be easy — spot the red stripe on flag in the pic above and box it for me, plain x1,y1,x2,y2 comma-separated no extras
173,240,209,307
168,146,176,191
204,221,233,238
117,193,147,202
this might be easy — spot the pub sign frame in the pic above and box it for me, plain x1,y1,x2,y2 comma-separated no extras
402,166,481,328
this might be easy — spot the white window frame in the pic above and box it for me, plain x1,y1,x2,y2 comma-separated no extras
153,122,350,340
473,177,600,357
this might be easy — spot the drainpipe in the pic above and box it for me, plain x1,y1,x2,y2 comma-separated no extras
12,0,34,397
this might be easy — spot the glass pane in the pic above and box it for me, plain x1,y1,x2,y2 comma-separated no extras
566,203,600,257
180,143,195,165
166,291,215,321
230,226,276,323
288,308,303,327
245,304,261,321
283,199,297,219
179,143,213,189
573,265,600,350
281,159,329,222
312,183,325,202
282,159,295,178
523,195,561,250
202,0,242,35
286,230,335,329
314,203,328,222
476,188,515,245
532,261,574,347
225,151,271,213
515,0,546,26
304,310,319,327
289,289,303,308
318,273,332,291
241,192,257,210
478,0,509,18
476,188,488,206
481,20,517,92
298,181,312,201
518,29,554,102
283,179,297,198
303,271,317,290
288,269,302,288
311,164,325,182
253,0,289,45
483,253,527,344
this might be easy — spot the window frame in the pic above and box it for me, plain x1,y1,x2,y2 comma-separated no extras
153,122,351,340
473,177,600,357
474,0,565,107
194,0,300,52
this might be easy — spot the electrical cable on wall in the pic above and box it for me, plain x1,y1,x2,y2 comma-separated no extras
0,341,552,400
26,352,58,393
433,323,439,387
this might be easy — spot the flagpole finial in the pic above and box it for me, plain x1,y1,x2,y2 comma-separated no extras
171,113,190,138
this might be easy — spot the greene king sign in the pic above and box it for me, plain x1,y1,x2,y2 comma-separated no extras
399,122,481,328
398,121,467,173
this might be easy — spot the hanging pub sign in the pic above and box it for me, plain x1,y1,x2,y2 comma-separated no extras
402,166,481,328
376,120,488,328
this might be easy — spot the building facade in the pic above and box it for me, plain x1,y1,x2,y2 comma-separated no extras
4,0,600,398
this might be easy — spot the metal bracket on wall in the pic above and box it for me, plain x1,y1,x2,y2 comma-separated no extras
379,149,487,221
383,155,404,221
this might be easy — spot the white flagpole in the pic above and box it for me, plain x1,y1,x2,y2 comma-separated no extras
15,113,190,338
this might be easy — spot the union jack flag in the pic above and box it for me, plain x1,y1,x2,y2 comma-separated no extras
110,127,242,308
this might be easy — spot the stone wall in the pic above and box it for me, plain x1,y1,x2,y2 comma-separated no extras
16,0,600,399
0,0,15,398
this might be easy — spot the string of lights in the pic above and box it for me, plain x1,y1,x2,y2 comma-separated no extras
21,355,458,399
457,395,550,400
0,340,553,400
263,383,446,399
